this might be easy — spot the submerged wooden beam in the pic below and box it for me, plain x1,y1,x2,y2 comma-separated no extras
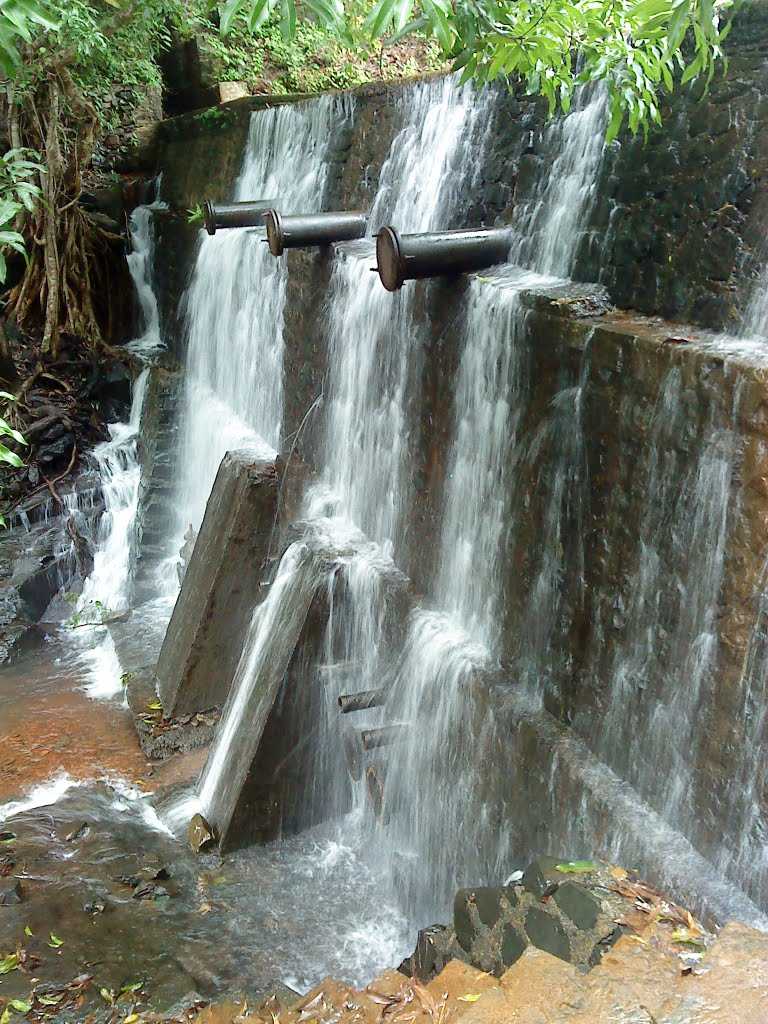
376,226,513,291
343,729,364,782
338,689,386,713
361,724,406,751
264,210,368,256
366,765,386,821
203,200,276,235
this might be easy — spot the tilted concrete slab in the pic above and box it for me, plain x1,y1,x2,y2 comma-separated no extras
155,450,280,717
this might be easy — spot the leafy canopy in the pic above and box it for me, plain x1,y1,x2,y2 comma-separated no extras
0,0,740,141
220,0,739,139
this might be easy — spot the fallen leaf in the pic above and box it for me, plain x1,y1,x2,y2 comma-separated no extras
670,928,706,949
48,933,64,948
0,953,20,975
457,994,481,1003
556,860,598,874
124,1014,140,1023
37,994,64,1006
101,987,115,1005
23,926,32,938
610,866,628,881
9,1000,31,1013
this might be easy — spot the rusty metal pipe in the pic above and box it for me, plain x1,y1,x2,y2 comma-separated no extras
264,210,368,256
338,689,386,714
376,226,513,291
203,200,276,235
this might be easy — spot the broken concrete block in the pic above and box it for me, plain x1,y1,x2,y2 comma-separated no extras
155,451,279,717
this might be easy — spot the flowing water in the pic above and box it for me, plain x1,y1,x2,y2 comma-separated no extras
10,66,768,1009
362,87,608,921
166,94,353,579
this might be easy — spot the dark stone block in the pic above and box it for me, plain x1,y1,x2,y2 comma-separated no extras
522,856,563,896
454,889,475,951
475,886,504,927
524,906,572,963
0,879,23,905
554,882,601,930
403,924,454,982
499,923,527,968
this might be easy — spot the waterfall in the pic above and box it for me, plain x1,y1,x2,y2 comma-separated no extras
168,95,353,565
369,87,606,920
308,77,489,555
125,204,164,356
584,370,737,827
77,198,164,618
190,77,491,836
511,87,607,276
77,368,149,617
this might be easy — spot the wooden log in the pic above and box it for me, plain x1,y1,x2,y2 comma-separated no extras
361,724,406,751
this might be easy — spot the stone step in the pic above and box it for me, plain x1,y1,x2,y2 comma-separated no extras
655,922,768,1023
554,933,679,1022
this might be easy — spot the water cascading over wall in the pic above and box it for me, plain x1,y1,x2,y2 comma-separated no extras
192,76,496,844
149,17,768,928
165,94,354,575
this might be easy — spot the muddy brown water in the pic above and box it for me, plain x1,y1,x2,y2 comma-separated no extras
0,628,410,1018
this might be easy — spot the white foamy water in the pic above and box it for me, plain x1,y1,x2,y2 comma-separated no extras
77,367,149,618
0,773,85,821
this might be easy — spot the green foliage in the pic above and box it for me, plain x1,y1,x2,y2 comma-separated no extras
0,0,743,153
187,203,205,224
0,148,42,283
0,0,58,75
225,0,740,138
0,391,27,472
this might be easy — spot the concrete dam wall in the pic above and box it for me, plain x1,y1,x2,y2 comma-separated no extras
126,5,768,931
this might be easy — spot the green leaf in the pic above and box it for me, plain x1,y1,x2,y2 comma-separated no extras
218,0,243,34
0,953,20,974
47,932,64,948
555,860,599,873
9,1000,31,1013
280,0,296,38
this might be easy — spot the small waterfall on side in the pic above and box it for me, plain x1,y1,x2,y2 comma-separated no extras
585,370,738,830
77,199,164,619
70,199,163,698
167,95,353,567
77,368,150,617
